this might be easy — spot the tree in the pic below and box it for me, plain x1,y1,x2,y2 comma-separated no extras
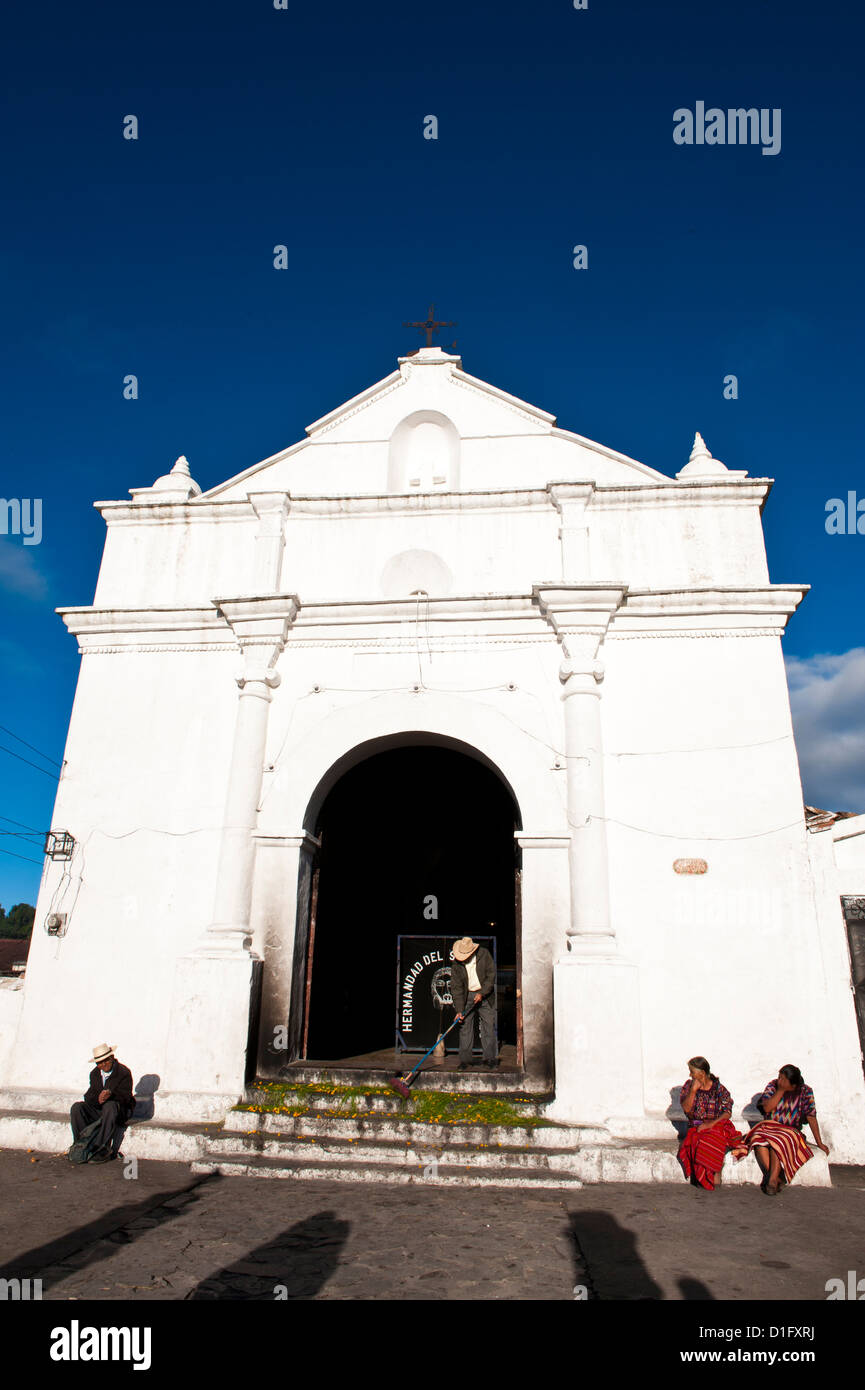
2,904,35,939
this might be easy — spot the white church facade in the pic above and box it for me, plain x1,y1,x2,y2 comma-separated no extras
3,343,864,1162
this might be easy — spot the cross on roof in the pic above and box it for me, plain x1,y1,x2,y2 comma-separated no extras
403,303,457,349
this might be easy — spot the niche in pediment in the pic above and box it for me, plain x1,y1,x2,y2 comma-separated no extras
387,411,460,493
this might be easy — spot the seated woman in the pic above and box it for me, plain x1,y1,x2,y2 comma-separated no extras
732,1064,830,1195
677,1056,743,1191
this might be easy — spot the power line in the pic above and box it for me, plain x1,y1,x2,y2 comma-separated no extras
0,723,61,769
0,830,43,842
0,744,60,780
592,813,807,842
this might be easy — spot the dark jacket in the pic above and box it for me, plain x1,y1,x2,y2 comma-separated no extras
450,947,496,1015
83,1061,135,1120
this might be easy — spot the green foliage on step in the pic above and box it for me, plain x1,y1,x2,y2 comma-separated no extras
234,1080,552,1128
405,1092,551,1129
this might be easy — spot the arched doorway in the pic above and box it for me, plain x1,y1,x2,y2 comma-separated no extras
295,742,521,1066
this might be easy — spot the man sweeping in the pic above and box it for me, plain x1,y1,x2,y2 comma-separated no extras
451,937,497,1071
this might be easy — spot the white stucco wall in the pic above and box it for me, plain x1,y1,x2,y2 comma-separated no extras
7,648,240,1095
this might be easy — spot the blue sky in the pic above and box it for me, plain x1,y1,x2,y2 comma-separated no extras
2,0,864,905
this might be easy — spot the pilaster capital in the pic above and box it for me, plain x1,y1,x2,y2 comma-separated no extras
559,657,605,686
533,583,627,629
249,492,291,536
547,482,595,515
214,593,300,673
236,665,281,692
534,583,626,676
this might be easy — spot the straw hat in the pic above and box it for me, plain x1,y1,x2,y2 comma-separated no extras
90,1043,115,1063
452,937,478,962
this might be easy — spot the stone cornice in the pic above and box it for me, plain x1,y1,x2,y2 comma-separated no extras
293,593,536,626
94,499,255,525
576,479,773,508
549,429,667,481
450,369,557,430
616,586,808,618
58,585,808,654
59,605,226,639
91,477,773,523
288,489,554,516
305,370,406,437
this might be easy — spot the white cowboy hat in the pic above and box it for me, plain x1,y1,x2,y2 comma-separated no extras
89,1043,116,1063
452,937,479,962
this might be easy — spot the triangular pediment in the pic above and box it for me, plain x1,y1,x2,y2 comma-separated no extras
203,347,669,501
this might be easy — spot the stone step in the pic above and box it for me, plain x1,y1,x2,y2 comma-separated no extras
274,1066,549,1095
243,1087,549,1118
0,1110,216,1162
0,1107,833,1187
200,1132,832,1186
226,1110,608,1147
191,1153,586,1190
207,1131,588,1173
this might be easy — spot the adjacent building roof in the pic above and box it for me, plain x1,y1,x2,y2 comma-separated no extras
0,937,30,976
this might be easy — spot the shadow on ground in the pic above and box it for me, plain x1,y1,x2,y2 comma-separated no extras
3,1173,217,1281
187,1209,351,1300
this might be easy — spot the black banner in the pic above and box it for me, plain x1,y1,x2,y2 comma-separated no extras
396,936,496,1053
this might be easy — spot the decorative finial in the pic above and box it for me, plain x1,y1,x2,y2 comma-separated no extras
676,430,729,480
690,432,711,462
130,453,202,502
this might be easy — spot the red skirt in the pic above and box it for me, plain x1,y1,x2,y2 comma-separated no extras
734,1120,812,1182
678,1119,743,1190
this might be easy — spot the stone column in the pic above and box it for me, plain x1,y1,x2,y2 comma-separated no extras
533,584,645,1126
202,598,299,956
163,595,300,1108
560,655,613,951
534,584,623,953
205,660,282,955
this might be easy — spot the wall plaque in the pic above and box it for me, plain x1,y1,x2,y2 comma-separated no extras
673,858,708,875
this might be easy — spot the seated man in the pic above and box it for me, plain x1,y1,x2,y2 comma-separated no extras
70,1043,135,1163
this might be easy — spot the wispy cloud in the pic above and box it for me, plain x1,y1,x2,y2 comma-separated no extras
785,648,865,813
0,539,49,600
0,541,48,599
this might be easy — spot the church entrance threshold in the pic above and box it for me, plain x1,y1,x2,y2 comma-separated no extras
284,1043,520,1075
277,1044,525,1094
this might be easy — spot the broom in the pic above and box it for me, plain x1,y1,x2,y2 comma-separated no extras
389,1001,478,1099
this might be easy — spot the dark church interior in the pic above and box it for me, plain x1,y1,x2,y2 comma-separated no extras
303,744,519,1061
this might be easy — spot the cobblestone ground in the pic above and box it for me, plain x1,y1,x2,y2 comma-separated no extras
2,1152,864,1301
